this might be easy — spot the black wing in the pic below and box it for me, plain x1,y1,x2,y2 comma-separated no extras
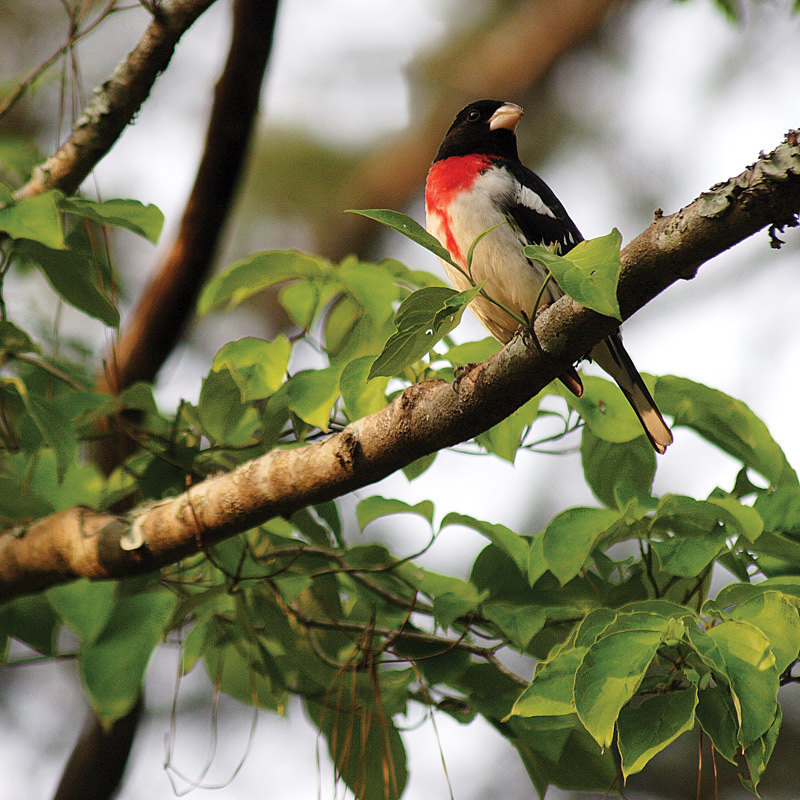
500,161,583,256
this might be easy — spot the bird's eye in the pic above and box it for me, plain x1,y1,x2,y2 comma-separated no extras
467,109,480,122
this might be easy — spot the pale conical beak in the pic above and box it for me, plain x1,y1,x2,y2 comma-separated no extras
489,103,523,132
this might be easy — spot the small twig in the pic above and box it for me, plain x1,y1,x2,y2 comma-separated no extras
484,652,528,687
12,354,88,391
288,605,499,659
15,0,219,201
0,0,122,120
527,270,554,356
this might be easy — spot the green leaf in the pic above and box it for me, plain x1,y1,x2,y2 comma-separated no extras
58,197,164,243
0,473,54,522
707,619,779,748
754,485,800,534
0,190,66,248
574,622,670,748
290,506,333,546
433,584,485,628
575,609,619,647
524,228,623,320
278,279,324,329
203,627,285,711
708,495,763,542
655,376,797,488
476,395,540,463
0,594,60,655
526,533,548,587
338,260,399,321
441,512,529,575
0,136,42,184
741,706,781,795
272,573,314,604
696,686,740,764
347,208,457,267
80,588,176,724
568,375,647,443
617,686,698,778
357,496,434,529
581,427,655,508
198,250,325,314
511,645,587,717
649,495,733,576
340,355,388,420
444,337,500,367
651,494,725,536
47,580,117,644
402,452,437,481
726,590,800,675
15,233,120,326
197,366,259,445
2,378,78,481
508,715,611,795
368,285,480,379
286,365,341,432
0,321,39,355
483,602,545,650
652,531,728,577
212,336,290,401
541,507,621,584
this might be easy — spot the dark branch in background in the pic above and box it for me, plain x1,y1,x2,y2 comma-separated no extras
51,697,143,800
14,0,218,202
98,0,280,395
314,0,616,261
2,129,798,602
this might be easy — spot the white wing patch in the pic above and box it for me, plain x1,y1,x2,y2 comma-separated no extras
514,184,556,218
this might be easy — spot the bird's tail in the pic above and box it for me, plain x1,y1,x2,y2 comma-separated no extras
591,333,673,454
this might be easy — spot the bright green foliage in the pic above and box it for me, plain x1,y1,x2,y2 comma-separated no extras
2,196,800,800
525,228,624,320
368,284,482,378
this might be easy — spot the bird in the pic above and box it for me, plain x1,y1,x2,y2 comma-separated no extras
424,99,672,454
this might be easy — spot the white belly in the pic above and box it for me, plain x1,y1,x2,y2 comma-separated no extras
426,181,562,343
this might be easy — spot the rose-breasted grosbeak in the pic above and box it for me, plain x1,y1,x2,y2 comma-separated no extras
425,100,672,453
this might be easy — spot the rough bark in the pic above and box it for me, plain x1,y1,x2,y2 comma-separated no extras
1,130,797,603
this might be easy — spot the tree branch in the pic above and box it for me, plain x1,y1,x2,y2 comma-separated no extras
51,696,143,800
1,130,798,602
98,0,279,395
14,0,218,202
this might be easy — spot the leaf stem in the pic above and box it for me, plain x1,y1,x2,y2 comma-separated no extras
526,270,554,356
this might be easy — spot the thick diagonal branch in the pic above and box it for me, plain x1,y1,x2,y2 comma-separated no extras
14,0,218,202
1,130,798,603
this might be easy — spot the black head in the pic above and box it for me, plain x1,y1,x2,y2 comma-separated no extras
433,100,523,163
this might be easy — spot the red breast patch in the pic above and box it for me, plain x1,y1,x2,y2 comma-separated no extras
425,154,494,264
